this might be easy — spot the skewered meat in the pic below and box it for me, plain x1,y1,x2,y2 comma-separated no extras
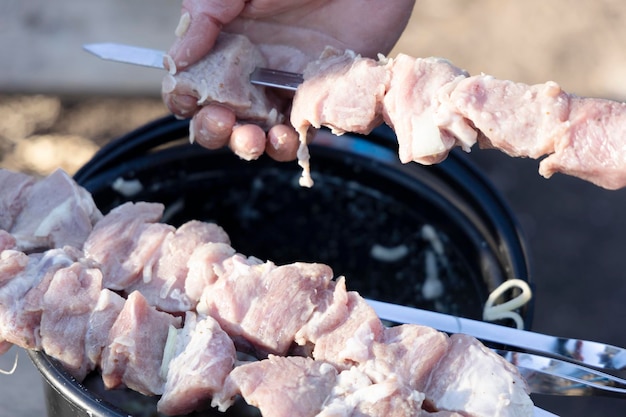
0,169,533,417
158,312,236,415
291,51,626,189
6,169,102,251
100,290,182,395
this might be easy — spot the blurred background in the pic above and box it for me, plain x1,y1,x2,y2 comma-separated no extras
2,0,626,416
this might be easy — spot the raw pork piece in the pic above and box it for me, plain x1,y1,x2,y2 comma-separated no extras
85,289,126,368
162,32,282,128
290,49,391,187
198,256,335,356
0,230,16,252
185,241,236,304
363,324,450,392
40,261,103,381
538,97,626,190
127,220,230,313
158,312,236,415
447,75,626,188
0,248,28,286
423,334,533,417
317,367,425,417
383,55,476,165
213,355,338,415
100,291,181,395
0,169,34,231
291,49,390,138
10,169,102,251
0,247,78,351
83,202,174,290
305,286,385,369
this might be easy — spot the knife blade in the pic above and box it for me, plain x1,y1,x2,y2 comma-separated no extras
366,298,626,371
82,42,303,91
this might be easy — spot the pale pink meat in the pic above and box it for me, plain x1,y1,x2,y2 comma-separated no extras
185,242,236,303
0,169,34,232
83,202,174,290
40,261,103,381
384,55,476,165
0,230,16,252
128,220,230,312
310,290,385,369
0,247,77,350
85,289,126,368
318,368,425,417
199,256,335,356
10,169,102,251
0,249,28,286
447,75,568,159
539,97,626,189
162,33,282,128
294,51,626,189
158,312,236,415
101,291,181,395
364,324,450,391
214,355,338,416
291,49,390,138
424,334,533,417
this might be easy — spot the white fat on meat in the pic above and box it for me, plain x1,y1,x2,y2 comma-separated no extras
424,334,533,417
216,355,425,417
9,169,102,251
83,202,174,290
40,261,103,381
318,368,425,417
157,312,236,416
162,33,282,128
100,291,181,396
127,220,230,313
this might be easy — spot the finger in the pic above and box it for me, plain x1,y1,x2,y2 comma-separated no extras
265,124,300,162
191,104,236,149
229,124,267,161
167,0,247,71
162,90,199,120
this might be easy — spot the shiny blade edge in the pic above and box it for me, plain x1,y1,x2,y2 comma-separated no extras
83,43,165,69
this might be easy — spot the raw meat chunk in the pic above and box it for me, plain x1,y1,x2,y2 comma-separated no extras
40,261,103,380
424,334,533,417
158,312,236,415
214,355,338,416
10,169,102,251
83,202,174,290
85,289,126,368
128,220,230,312
100,291,181,395
162,33,282,128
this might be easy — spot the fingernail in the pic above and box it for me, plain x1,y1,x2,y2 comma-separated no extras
175,12,191,38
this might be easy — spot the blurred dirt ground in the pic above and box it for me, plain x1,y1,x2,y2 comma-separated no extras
2,1,626,417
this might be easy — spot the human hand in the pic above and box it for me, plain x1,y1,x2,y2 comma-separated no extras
162,0,416,161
